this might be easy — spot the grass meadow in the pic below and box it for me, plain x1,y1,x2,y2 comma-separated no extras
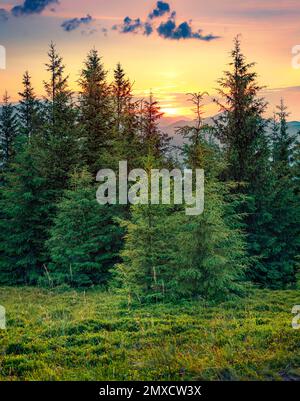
0,287,299,381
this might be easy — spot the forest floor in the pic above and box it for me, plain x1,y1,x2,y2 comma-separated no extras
0,287,299,381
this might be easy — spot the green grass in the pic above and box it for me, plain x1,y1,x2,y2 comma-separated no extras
0,287,299,381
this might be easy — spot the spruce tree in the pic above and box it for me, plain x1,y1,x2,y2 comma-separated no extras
114,153,178,303
44,42,70,125
293,139,300,279
5,43,83,282
18,71,41,140
114,93,173,303
47,168,123,287
116,93,247,303
173,183,247,301
78,49,112,175
115,202,178,303
174,93,247,300
215,37,279,287
0,145,52,284
33,42,81,195
214,36,268,183
264,100,299,287
178,92,222,176
111,63,141,171
272,99,293,166
112,63,132,134
140,93,170,160
0,92,18,174
0,92,19,283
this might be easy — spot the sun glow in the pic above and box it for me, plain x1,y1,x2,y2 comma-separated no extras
161,107,179,116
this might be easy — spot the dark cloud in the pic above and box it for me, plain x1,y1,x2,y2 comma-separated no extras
112,1,219,42
113,17,153,36
144,22,154,36
121,16,143,33
61,14,93,32
0,0,58,22
11,0,58,17
148,1,170,19
157,18,220,41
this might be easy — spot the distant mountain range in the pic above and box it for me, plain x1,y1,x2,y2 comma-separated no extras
0,103,299,148
161,117,300,147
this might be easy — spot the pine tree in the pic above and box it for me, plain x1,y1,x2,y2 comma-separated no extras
116,151,247,303
113,92,174,303
110,63,141,171
33,42,81,195
44,41,70,127
214,36,268,183
78,49,112,175
0,145,52,284
173,184,247,301
18,71,41,140
116,94,247,303
272,99,293,166
294,137,300,194
112,63,132,134
178,92,222,176
0,92,18,174
115,202,178,303
47,168,123,287
174,93,247,300
215,37,279,287
140,93,170,161
4,43,83,283
293,139,300,279
114,152,178,303
263,100,300,288
97,63,142,175
0,92,19,283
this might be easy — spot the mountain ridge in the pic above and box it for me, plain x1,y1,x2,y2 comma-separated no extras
160,117,300,147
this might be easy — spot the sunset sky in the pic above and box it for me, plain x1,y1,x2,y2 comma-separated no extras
0,0,300,120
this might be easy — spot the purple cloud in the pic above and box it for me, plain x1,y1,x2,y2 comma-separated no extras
11,0,58,17
113,17,153,36
61,14,93,32
112,2,219,42
157,18,220,41
148,1,170,19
